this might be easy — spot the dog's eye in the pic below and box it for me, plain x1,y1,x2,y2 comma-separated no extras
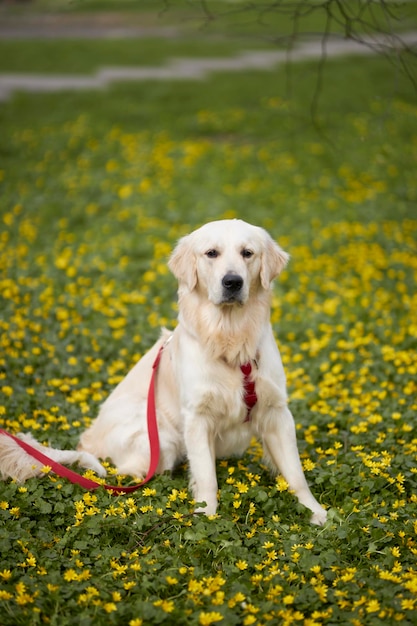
241,249,254,259
206,249,219,259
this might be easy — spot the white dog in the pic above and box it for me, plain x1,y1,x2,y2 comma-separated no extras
0,220,327,524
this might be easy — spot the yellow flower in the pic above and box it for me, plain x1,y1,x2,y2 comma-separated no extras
25,556,36,567
15,582,26,595
314,584,328,602
0,591,13,601
236,560,248,571
401,599,415,611
166,576,178,585
63,569,78,582
276,476,289,491
283,595,295,605
118,184,133,199
213,591,225,606
15,592,35,606
303,459,316,471
153,599,175,613
199,612,223,625
228,591,246,608
124,581,136,591
366,599,380,613
404,578,417,593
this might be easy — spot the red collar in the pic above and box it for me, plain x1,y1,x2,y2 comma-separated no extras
241,362,257,422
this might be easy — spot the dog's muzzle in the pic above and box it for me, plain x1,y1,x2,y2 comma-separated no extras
221,273,244,303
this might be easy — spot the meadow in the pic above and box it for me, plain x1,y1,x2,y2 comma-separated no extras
0,8,417,625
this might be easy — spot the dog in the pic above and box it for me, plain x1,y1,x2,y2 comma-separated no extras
0,219,327,525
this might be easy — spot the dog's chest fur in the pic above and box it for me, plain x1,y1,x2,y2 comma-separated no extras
194,359,257,424
179,289,270,367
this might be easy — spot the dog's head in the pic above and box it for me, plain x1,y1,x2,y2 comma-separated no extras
168,219,289,306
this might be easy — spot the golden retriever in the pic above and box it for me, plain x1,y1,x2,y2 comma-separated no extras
0,219,327,524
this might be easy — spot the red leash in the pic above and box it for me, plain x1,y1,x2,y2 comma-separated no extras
0,345,163,495
1,346,257,493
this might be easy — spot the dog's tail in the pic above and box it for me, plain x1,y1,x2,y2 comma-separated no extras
0,432,106,482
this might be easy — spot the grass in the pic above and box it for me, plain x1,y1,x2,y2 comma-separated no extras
0,39,276,75
0,19,417,626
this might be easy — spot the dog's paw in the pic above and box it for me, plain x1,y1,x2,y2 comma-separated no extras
194,498,218,516
310,507,327,526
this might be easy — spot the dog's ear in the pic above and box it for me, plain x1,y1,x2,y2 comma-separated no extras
168,235,198,291
260,232,289,290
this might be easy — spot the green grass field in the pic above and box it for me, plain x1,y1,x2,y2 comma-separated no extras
0,9,416,626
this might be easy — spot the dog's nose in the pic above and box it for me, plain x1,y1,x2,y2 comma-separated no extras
222,273,243,293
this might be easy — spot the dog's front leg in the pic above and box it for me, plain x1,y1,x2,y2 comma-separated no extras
262,406,327,525
184,414,218,515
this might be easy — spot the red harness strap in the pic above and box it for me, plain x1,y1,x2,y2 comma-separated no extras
241,362,258,422
0,345,163,495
